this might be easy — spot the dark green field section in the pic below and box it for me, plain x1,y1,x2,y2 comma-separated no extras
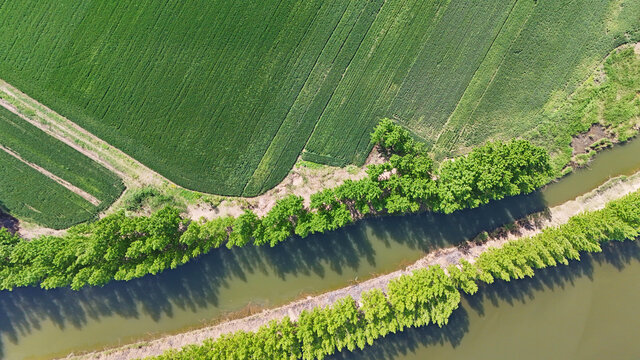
0,150,97,229
0,107,124,228
0,0,385,196
0,0,638,195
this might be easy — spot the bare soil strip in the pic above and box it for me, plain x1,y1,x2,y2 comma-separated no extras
0,80,382,234
68,171,640,360
0,144,100,206
0,81,164,188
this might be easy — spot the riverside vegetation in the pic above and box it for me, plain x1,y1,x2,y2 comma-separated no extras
0,120,551,290
147,186,640,360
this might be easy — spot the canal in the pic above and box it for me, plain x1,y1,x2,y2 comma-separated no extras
1,138,639,359
330,239,640,360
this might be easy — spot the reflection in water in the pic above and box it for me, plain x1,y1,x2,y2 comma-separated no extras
330,240,640,360
0,192,547,359
2,136,639,359
0,207,18,234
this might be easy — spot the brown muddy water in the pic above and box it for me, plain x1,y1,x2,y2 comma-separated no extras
1,137,639,359
329,240,640,360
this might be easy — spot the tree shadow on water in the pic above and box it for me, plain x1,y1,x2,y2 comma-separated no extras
361,190,548,254
0,191,547,357
466,239,640,316
329,240,640,360
0,202,18,234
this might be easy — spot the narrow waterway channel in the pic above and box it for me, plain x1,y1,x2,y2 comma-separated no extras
1,138,639,359
329,239,640,360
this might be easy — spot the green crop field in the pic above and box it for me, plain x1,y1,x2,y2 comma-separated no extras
0,0,385,196
431,0,640,159
306,0,640,163
0,0,638,196
0,107,124,228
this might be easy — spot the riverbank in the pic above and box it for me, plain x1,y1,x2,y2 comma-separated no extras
67,170,640,360
0,79,385,238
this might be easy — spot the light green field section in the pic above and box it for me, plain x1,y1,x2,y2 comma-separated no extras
0,0,638,196
306,0,640,164
528,45,640,172
0,107,124,228
432,0,640,159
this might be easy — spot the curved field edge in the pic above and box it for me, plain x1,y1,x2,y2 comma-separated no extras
0,0,385,196
0,79,380,235
3,40,638,233
0,1,637,196
67,171,640,360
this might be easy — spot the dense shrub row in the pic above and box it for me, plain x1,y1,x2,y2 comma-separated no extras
148,189,640,360
469,190,640,285
153,266,460,360
0,120,551,290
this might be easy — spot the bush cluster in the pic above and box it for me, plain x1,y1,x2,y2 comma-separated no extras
148,188,640,360
0,119,551,290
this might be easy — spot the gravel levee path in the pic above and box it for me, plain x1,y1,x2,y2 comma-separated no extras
67,171,640,360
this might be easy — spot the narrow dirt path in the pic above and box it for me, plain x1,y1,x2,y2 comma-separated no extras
0,80,383,232
0,81,164,188
68,171,640,360
0,145,100,206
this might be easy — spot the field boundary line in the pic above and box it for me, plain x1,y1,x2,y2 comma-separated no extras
244,0,373,194
240,1,346,195
70,171,640,360
0,80,168,189
301,0,387,159
433,0,525,149
0,144,100,206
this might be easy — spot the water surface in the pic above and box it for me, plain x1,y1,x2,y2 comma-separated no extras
330,240,640,360
2,137,640,359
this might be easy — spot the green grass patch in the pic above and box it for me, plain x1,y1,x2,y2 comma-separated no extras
526,45,640,175
123,187,175,212
295,160,326,170
590,138,614,151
